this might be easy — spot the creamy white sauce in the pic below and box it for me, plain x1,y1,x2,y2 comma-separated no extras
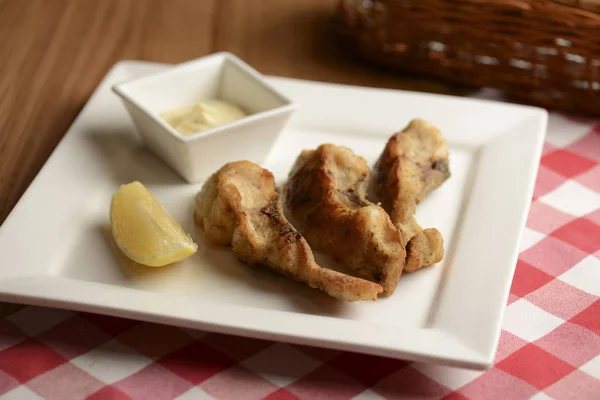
160,99,247,135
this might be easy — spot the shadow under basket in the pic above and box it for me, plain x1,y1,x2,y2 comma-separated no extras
338,0,600,116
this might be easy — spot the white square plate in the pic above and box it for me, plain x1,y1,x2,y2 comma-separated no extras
0,61,547,369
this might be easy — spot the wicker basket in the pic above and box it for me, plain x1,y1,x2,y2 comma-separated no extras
338,0,600,115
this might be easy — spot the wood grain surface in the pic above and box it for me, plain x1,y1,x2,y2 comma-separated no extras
0,0,467,225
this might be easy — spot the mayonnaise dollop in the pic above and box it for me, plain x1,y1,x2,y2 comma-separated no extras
160,99,247,135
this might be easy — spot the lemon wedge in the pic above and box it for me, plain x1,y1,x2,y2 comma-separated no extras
109,181,198,267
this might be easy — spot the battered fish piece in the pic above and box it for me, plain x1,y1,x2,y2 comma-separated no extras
285,144,406,294
195,161,383,301
370,119,450,272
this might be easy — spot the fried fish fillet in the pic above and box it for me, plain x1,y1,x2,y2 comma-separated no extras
285,144,406,294
370,119,450,272
195,161,383,301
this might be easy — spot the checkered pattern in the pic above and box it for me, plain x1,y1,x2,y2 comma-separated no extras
1,114,599,400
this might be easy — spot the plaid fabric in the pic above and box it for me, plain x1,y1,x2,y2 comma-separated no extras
0,113,598,400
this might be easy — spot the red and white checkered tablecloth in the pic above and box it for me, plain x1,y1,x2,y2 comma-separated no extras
1,113,599,400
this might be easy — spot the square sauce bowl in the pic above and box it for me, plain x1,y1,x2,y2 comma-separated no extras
112,52,297,182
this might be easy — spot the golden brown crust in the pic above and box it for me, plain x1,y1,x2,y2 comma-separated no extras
195,161,383,301
285,145,406,294
405,228,445,272
370,119,450,271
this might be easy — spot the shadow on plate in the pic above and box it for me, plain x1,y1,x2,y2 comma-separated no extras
192,225,350,316
72,222,350,317
84,128,183,187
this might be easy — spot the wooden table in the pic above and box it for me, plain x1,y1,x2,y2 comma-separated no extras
0,0,467,226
